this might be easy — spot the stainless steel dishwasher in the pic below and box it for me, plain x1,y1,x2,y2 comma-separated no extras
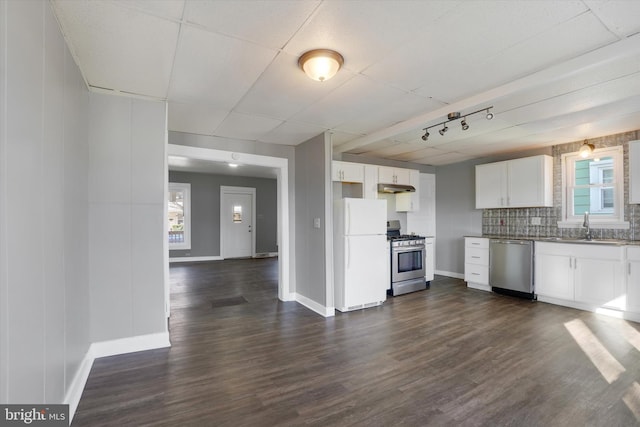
489,239,534,299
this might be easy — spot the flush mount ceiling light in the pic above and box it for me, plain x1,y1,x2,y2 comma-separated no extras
298,49,344,82
421,106,493,142
579,140,595,158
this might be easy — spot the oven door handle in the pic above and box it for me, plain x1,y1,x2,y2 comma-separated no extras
392,245,425,253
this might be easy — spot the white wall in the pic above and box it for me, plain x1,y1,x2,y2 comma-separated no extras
0,0,90,403
88,93,167,342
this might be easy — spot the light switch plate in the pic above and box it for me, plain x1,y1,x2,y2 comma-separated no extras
313,218,321,229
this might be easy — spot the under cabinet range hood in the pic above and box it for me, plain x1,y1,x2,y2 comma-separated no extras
377,183,415,194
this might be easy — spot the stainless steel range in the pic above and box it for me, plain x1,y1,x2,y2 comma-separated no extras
387,220,428,296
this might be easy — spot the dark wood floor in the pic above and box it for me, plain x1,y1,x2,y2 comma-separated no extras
73,258,640,426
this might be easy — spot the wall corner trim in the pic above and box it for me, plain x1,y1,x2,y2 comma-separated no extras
295,293,335,317
90,332,171,359
64,349,95,425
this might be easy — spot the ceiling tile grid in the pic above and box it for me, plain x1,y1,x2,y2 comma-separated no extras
50,0,640,166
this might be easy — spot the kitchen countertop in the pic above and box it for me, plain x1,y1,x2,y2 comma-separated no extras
465,235,640,246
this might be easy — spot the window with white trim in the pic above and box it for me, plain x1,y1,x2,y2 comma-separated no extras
168,183,191,249
561,146,626,227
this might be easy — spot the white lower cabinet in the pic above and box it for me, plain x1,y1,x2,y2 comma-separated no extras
424,237,435,281
627,247,640,312
535,251,574,300
535,242,625,310
464,237,490,291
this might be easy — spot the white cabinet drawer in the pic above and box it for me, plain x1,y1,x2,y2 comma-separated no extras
465,237,489,249
465,263,489,285
465,247,488,265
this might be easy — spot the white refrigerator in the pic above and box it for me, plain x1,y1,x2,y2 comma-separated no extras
334,198,388,312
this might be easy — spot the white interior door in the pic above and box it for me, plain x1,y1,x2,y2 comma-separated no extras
222,188,255,258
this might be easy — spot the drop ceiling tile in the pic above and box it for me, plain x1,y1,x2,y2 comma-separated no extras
235,51,356,121
169,26,278,108
334,93,444,135
214,112,283,141
361,141,426,158
259,121,327,146
389,147,446,162
183,0,319,49
291,75,414,130
477,11,617,89
413,151,477,166
284,1,461,73
499,72,640,128
168,102,228,135
585,0,640,38
331,130,364,147
495,54,640,115
52,0,179,98
106,0,186,21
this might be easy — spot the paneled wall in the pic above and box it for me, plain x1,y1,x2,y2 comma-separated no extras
88,93,167,342
0,0,90,403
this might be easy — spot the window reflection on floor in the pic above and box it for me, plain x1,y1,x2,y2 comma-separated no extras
565,318,640,421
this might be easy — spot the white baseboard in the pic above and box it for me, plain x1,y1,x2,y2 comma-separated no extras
169,256,223,263
435,270,464,279
254,252,278,258
295,293,335,317
90,331,171,359
64,349,94,424
279,292,296,302
64,332,170,423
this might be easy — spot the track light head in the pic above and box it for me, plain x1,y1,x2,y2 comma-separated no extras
461,118,469,130
439,125,448,136
421,129,429,141
486,109,494,120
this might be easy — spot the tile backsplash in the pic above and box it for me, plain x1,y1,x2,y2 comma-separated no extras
481,130,640,241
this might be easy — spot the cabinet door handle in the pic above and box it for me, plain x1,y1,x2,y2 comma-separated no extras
630,262,632,276
569,258,572,269
574,258,577,269
472,256,480,259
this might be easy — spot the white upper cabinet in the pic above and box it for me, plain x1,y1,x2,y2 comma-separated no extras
378,166,410,185
630,140,640,204
476,155,553,209
363,164,378,200
475,161,507,209
332,161,364,183
396,169,420,212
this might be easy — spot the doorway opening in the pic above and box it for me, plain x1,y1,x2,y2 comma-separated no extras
165,144,291,320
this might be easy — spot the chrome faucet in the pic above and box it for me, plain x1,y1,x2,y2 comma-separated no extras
583,211,592,241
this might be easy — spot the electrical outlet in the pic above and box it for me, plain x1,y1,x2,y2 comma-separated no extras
313,218,321,229
531,217,542,226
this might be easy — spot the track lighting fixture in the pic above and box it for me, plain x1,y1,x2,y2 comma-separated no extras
420,106,493,142
486,109,494,120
